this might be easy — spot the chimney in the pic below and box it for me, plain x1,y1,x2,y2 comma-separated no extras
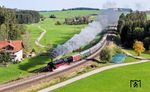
8,40,12,43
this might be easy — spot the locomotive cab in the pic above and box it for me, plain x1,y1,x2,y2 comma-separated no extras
47,62,56,71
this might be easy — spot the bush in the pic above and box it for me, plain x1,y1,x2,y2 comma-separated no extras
114,47,123,54
99,47,112,62
64,16,90,25
49,14,56,18
55,21,61,25
0,51,12,65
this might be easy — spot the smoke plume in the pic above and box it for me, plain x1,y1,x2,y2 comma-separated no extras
102,1,118,9
52,9,123,57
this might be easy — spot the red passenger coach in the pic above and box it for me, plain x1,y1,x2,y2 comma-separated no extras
55,63,68,68
73,54,81,62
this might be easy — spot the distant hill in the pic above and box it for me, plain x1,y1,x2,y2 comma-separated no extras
65,7,100,11
39,7,100,12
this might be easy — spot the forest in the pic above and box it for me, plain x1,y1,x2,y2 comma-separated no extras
0,6,40,40
16,10,40,24
117,11,150,50
0,7,23,40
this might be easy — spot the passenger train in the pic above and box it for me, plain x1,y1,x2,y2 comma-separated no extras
47,34,112,71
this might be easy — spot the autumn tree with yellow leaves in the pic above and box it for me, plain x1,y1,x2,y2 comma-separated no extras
133,40,145,56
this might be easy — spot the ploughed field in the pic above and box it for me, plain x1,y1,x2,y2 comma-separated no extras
53,61,150,92
0,10,99,83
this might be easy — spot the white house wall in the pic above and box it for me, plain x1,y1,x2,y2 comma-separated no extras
14,50,23,61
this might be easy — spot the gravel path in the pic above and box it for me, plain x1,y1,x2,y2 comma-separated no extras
35,26,47,48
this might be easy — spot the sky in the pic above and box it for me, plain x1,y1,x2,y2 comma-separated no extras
0,0,149,11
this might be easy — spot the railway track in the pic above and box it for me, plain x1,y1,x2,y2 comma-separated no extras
0,40,108,92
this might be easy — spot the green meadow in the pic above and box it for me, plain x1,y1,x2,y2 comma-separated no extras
27,10,99,50
0,10,99,83
53,61,150,92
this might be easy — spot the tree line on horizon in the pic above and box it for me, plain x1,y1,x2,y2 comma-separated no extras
16,10,40,24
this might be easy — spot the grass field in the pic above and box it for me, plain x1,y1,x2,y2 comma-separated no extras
0,55,50,83
27,10,99,50
53,61,150,92
39,19,86,46
40,10,99,18
124,56,138,63
0,10,100,83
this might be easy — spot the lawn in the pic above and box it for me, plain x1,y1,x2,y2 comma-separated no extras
27,10,99,50
53,61,150,92
40,10,99,18
0,55,50,83
26,24,45,52
125,49,150,59
124,56,138,63
39,19,86,46
0,10,100,84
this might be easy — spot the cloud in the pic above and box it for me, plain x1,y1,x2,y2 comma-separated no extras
135,3,142,10
102,1,118,9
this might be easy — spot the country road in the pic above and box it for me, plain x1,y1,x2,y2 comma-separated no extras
35,26,47,48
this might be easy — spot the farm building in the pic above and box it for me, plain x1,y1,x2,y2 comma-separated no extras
0,40,23,61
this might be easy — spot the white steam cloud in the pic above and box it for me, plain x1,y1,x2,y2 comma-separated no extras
102,1,118,9
52,9,123,57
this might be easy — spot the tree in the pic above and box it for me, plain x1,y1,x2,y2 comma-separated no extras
46,43,54,62
55,21,61,25
119,13,126,20
0,15,5,25
64,16,90,25
49,14,56,18
22,31,32,55
143,37,150,50
16,10,40,24
133,40,145,56
0,7,27,40
133,27,144,40
0,24,7,40
99,47,112,62
0,51,12,65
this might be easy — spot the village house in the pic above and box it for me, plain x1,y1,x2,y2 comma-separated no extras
0,40,23,62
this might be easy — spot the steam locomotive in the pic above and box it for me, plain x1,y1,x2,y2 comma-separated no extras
47,34,109,71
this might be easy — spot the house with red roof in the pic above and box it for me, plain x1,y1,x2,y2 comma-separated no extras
0,40,23,61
